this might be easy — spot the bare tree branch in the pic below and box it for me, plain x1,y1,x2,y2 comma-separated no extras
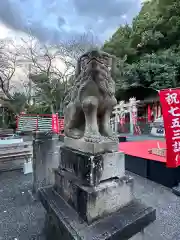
17,33,98,113
0,39,18,100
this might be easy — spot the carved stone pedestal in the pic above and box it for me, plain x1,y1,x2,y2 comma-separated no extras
39,187,155,240
39,142,156,239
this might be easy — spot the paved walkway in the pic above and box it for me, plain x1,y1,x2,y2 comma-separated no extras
0,170,180,240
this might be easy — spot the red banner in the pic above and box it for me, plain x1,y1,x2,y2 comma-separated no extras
159,89,180,168
119,116,125,132
147,105,151,122
119,116,125,125
59,118,64,132
52,114,59,133
132,111,141,135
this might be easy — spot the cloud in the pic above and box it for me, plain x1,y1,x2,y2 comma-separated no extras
0,0,142,44
57,17,66,28
73,0,137,18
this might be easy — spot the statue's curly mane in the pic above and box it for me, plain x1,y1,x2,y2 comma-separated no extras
63,50,116,108
63,72,91,107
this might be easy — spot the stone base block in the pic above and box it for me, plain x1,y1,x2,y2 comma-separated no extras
60,146,125,186
64,137,118,154
54,169,134,223
39,187,156,240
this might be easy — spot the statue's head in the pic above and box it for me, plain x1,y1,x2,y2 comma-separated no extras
76,49,116,77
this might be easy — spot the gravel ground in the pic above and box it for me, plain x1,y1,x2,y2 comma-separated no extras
0,170,180,240
0,170,45,240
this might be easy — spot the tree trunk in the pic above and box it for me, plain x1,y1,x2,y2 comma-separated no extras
50,105,54,114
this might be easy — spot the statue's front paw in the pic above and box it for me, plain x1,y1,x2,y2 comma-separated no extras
102,129,118,142
84,133,102,143
104,133,118,142
109,135,119,142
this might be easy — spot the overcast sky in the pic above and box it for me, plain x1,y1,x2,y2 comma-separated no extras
0,0,143,44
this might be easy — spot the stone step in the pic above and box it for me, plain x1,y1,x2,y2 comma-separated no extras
38,186,156,240
54,169,134,223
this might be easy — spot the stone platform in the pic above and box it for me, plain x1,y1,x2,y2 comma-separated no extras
54,170,134,223
64,137,118,154
39,186,156,240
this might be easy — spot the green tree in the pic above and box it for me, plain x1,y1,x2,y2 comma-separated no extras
3,92,28,114
30,73,72,114
102,0,180,93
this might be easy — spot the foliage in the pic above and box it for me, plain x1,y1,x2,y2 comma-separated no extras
27,103,51,114
2,91,28,115
6,92,28,113
30,72,72,114
102,0,180,93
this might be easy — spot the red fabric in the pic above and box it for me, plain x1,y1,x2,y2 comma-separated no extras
156,104,158,118
52,114,59,133
119,116,125,125
56,114,59,133
119,140,166,163
159,89,180,168
132,111,137,125
147,105,151,122
119,117,126,133
36,118,38,131
158,105,161,118
59,118,64,131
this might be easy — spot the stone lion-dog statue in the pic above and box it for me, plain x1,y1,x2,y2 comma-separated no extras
63,49,118,143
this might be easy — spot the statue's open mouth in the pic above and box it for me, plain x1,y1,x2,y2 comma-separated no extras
86,57,109,67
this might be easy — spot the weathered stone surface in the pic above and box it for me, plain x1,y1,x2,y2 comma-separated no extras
60,146,125,186
54,169,133,223
39,186,156,240
100,151,124,182
64,136,118,154
63,50,118,143
32,131,59,194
